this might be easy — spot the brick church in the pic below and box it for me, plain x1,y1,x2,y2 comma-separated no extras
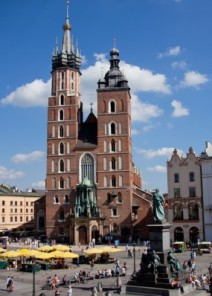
35,1,152,244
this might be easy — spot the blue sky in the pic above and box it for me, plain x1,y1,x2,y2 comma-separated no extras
0,0,212,193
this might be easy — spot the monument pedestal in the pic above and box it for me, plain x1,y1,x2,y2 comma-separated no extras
148,222,171,254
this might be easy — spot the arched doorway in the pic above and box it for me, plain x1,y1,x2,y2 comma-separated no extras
189,227,199,243
91,225,99,243
174,227,184,241
79,226,87,244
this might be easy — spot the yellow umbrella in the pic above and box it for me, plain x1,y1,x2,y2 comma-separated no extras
18,249,44,257
48,250,79,259
33,251,52,260
53,244,70,252
0,248,7,253
0,250,20,258
84,246,124,254
37,245,54,252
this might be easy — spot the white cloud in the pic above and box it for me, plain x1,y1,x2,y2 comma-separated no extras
0,79,51,107
0,166,24,180
171,61,187,70
180,71,209,88
158,46,181,58
32,180,45,189
147,165,167,173
131,94,164,122
136,147,183,159
171,100,189,117
11,151,45,164
0,53,170,123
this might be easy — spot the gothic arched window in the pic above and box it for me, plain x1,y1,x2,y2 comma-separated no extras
59,142,64,154
59,159,64,172
111,157,116,170
110,101,115,113
60,177,64,189
112,175,116,187
59,125,64,137
173,203,183,220
59,109,64,121
111,139,116,152
81,153,95,182
60,95,64,105
110,123,116,135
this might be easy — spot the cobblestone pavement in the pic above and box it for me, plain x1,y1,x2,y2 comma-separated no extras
0,243,211,296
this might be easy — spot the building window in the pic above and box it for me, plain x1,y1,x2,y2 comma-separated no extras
20,216,23,222
59,109,64,121
110,101,115,113
10,209,13,213
111,175,116,187
26,209,28,213
2,217,5,223
112,208,118,217
60,177,64,189
59,125,64,137
64,195,69,204
189,187,196,197
111,139,116,152
54,195,59,204
10,217,13,222
59,142,64,154
20,201,23,206
61,72,65,89
26,202,28,206
189,204,199,220
174,188,180,198
26,217,29,222
15,217,17,222
110,123,116,135
174,173,179,183
31,209,33,213
10,201,13,206
189,172,195,182
59,159,65,172
15,208,17,213
2,208,5,213
60,94,64,105
81,153,95,183
2,200,5,206
20,209,23,213
173,204,183,220
111,157,116,170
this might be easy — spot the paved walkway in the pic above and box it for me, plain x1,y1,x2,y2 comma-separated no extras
0,243,211,296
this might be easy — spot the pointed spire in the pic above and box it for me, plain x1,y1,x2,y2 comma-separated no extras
62,0,71,54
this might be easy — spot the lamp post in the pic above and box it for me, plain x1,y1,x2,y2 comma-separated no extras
32,258,36,296
208,263,212,296
132,242,137,279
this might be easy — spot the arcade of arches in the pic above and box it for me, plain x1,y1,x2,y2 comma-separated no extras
174,226,200,243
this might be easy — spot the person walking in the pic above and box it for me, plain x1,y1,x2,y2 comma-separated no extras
8,276,14,291
6,276,11,291
67,285,72,296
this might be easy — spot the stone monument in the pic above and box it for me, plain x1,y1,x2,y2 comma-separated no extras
127,189,186,296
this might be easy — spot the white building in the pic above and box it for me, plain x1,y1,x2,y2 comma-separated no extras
167,147,204,244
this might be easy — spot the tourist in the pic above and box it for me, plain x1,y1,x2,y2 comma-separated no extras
67,285,72,296
171,278,184,294
8,276,14,292
6,276,11,291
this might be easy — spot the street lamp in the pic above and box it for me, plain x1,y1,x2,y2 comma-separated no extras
132,242,137,279
32,262,36,296
208,263,212,296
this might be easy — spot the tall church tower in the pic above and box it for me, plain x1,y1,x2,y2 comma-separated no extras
97,48,134,238
45,1,82,239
